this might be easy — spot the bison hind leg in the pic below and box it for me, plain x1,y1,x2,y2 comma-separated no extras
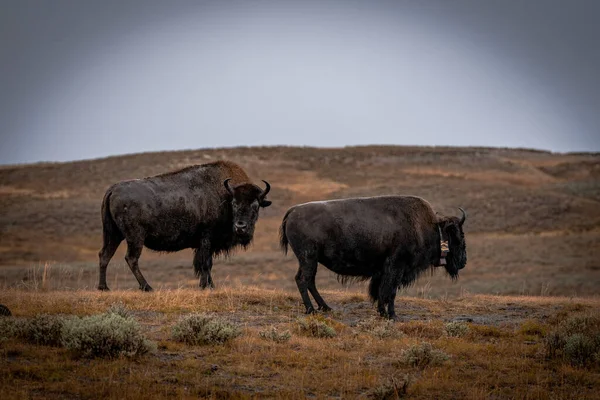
124,240,153,292
97,234,123,291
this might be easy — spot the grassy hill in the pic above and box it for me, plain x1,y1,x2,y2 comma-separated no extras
1,146,599,398
1,145,598,297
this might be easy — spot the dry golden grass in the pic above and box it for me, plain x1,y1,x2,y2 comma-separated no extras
1,146,599,397
1,287,599,399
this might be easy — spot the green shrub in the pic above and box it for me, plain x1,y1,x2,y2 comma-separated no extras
106,301,133,319
62,313,155,358
544,312,600,367
18,314,65,346
296,316,336,338
400,342,449,368
368,375,411,400
444,321,469,338
259,326,292,343
357,317,404,339
0,318,19,343
564,334,597,367
172,313,241,345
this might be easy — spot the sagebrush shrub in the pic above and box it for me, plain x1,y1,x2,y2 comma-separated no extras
544,312,600,367
445,321,469,338
172,313,241,345
18,314,65,346
0,318,18,343
296,316,336,338
369,375,411,400
259,326,292,343
107,301,133,319
400,342,449,368
357,317,404,339
564,334,597,367
62,313,155,358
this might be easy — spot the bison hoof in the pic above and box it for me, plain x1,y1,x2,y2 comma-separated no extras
305,307,316,314
97,285,110,291
140,284,153,292
199,284,215,290
318,305,332,312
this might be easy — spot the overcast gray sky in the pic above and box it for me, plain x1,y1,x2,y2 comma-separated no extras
1,0,599,165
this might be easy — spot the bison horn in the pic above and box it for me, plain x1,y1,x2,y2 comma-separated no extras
224,178,235,196
260,180,271,200
458,207,467,226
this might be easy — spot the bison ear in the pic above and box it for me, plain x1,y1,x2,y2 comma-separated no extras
260,200,272,208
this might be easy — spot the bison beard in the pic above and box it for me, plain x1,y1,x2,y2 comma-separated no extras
280,196,467,320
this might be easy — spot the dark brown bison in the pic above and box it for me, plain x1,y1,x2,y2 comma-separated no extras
98,161,271,291
280,196,467,319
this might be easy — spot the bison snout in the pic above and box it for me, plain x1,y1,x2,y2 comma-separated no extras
234,221,248,233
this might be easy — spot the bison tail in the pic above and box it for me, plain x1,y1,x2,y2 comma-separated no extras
279,208,294,255
101,189,121,246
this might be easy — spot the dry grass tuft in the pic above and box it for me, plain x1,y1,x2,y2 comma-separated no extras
296,315,337,338
368,374,411,399
518,319,547,337
444,321,469,337
356,317,405,339
171,313,241,345
399,342,449,369
398,320,443,339
258,326,292,343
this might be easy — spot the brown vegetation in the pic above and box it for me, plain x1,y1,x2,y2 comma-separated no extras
0,145,599,397
1,145,598,297
1,288,599,399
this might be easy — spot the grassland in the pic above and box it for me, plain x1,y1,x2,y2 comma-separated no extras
1,288,599,399
0,145,599,297
0,145,599,398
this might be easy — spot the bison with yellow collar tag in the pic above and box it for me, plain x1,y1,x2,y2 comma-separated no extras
280,196,466,320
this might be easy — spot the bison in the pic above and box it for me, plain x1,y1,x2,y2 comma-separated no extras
280,195,467,319
98,160,271,291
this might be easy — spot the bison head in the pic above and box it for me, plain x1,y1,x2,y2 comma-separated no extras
224,178,271,245
439,208,467,279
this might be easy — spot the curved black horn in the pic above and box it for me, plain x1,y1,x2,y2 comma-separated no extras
224,178,234,196
260,180,271,200
458,207,467,226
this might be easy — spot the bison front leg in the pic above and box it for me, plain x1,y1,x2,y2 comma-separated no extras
193,248,214,290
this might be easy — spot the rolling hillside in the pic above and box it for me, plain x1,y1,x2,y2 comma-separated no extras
1,146,599,297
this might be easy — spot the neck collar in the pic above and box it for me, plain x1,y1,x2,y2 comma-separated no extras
438,225,449,266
